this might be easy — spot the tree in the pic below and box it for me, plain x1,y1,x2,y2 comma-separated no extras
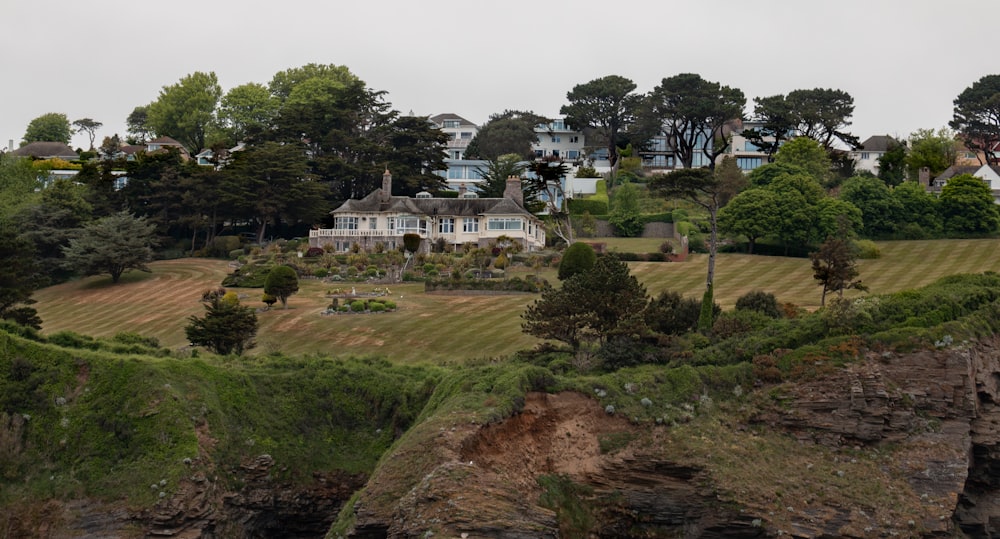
938,174,1000,234
560,75,642,169
382,114,450,196
877,137,907,186
950,74,1000,165
475,153,527,198
185,294,258,355
0,152,42,215
649,166,743,294
523,255,647,350
893,180,942,236
464,110,547,161
607,181,643,237
742,94,796,160
558,242,597,280
718,188,779,254
62,211,157,283
644,73,745,170
814,197,863,241
839,176,902,237
264,265,299,308
146,71,223,152
269,63,360,102
224,141,327,243
643,291,704,336
22,113,72,145
906,128,958,180
524,158,573,244
126,105,155,144
72,118,103,150
217,82,279,144
14,178,93,282
810,234,867,307
773,136,832,184
785,88,860,150
0,219,46,329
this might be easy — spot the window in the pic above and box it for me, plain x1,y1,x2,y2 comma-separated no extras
487,218,523,231
860,152,871,160
448,167,463,179
552,120,565,130
551,136,561,143
334,216,358,230
443,120,460,128
567,150,579,159
569,136,579,143
460,132,472,139
743,141,762,152
439,218,454,234
394,215,425,234
535,150,544,158
736,157,762,170
369,217,377,229
462,218,479,233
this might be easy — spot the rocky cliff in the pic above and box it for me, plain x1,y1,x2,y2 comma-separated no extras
340,337,1000,538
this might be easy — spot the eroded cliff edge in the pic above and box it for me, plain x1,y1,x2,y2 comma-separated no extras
340,337,1000,538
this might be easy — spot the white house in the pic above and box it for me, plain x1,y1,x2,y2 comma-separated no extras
429,113,478,160
850,135,896,175
532,118,586,163
932,164,1000,204
309,170,546,253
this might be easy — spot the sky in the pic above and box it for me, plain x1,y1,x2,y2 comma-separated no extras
2,0,998,151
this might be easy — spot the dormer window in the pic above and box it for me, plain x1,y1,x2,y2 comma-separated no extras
416,191,432,198
460,192,479,199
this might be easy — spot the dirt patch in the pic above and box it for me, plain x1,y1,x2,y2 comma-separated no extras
459,392,638,495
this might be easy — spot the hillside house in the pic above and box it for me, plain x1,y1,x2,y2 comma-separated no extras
308,170,546,253
930,164,1000,203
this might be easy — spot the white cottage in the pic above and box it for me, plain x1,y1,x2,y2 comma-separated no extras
308,170,546,253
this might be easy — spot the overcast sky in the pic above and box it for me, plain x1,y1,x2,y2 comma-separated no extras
3,0,997,151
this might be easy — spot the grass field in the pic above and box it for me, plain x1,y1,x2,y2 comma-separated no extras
32,238,1000,363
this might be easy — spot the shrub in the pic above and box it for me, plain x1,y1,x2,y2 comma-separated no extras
403,233,421,253
47,331,99,350
228,248,245,260
111,332,160,348
568,198,609,216
558,242,597,280
264,266,300,308
659,241,674,254
209,235,242,258
383,301,397,310
262,293,277,309
221,263,273,288
735,290,782,318
370,303,386,312
313,268,329,278
305,247,325,258
853,239,881,259
350,300,366,312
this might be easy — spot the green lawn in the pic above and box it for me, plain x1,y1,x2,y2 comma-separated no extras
32,239,1000,363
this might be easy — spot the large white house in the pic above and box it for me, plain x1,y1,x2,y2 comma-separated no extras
308,170,546,253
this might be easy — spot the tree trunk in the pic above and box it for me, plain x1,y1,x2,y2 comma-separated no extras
706,206,718,291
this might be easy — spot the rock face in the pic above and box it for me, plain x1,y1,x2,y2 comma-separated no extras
343,338,1000,538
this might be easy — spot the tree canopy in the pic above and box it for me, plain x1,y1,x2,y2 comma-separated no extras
22,113,72,145
264,265,300,308
71,118,103,150
62,211,157,283
950,74,1000,165
146,71,223,152
643,73,745,170
744,88,860,157
939,174,1000,234
0,219,46,329
465,110,547,161
560,75,642,168
185,293,258,355
906,128,958,180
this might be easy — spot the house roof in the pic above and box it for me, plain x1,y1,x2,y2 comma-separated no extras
859,135,895,152
10,141,78,160
148,136,184,146
332,189,534,218
935,165,981,181
429,113,477,127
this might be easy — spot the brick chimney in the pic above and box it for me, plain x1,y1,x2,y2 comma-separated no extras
504,176,524,207
380,169,392,204
918,166,930,187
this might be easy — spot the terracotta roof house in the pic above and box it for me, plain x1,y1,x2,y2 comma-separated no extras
309,170,546,253
10,141,78,160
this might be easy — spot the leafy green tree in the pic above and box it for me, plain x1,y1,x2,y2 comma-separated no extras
126,105,155,144
742,94,796,160
877,137,907,186
735,290,781,318
810,234,867,307
62,211,157,283
475,153,527,198
524,158,573,244
269,63,360,102
0,219,46,329
950,74,1000,165
785,88,860,150
718,188,779,254
382,114,450,196
607,181,643,237
939,174,1000,234
773,136,832,184
15,178,93,282
746,161,808,188
264,265,299,308
560,75,642,168
185,295,258,355
558,242,597,280
839,176,902,237
644,73,745,170
146,71,223,152
814,197,863,241
906,128,957,180
22,113,72,145
523,255,647,350
769,187,814,255
649,167,741,294
893,180,942,236
0,152,42,215
465,110,547,161
217,82,279,144
71,118,103,150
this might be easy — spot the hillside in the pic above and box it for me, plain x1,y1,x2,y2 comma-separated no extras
30,239,1000,362
5,272,1000,536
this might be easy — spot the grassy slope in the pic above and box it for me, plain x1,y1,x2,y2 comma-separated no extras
32,239,1000,362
